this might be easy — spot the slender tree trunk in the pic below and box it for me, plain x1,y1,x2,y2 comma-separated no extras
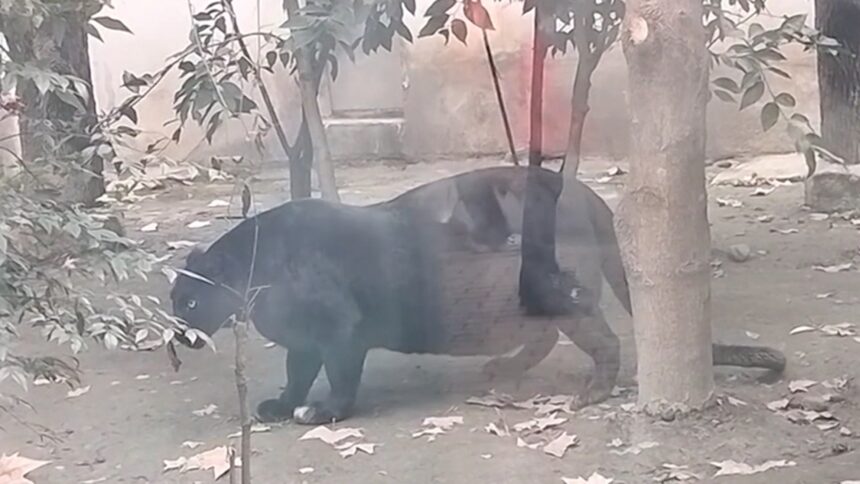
562,53,597,175
618,0,714,412
528,7,547,166
815,0,860,165
483,30,518,166
283,0,340,202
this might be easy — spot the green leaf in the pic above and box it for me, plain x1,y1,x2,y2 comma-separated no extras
451,19,467,44
266,51,278,69
767,66,791,79
403,0,416,15
419,15,449,38
739,81,765,110
85,23,104,42
712,77,739,93
748,23,764,38
120,106,138,124
464,2,494,30
713,90,735,103
760,102,780,131
92,16,133,34
775,92,796,107
424,0,455,17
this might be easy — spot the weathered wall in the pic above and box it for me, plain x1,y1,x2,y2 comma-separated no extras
401,0,818,161
1,0,819,169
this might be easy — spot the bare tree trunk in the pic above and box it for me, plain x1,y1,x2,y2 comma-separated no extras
5,13,104,205
528,8,547,166
562,53,597,175
815,0,860,165
283,0,339,202
618,0,714,412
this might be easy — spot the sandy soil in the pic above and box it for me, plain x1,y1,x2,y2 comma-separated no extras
3,157,860,484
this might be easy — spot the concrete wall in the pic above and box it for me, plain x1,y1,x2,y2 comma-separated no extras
2,0,819,168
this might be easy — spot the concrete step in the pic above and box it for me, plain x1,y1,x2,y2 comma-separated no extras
324,116,404,162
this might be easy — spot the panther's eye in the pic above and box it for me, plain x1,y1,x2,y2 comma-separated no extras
186,299,198,310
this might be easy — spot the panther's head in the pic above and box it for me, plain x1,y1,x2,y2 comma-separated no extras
170,247,242,349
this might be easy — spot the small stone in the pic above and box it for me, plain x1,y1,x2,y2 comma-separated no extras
728,244,751,263
660,408,676,422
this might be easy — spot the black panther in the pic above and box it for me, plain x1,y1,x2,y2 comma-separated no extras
170,166,785,425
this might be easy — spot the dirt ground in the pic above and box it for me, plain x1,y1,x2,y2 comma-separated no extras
4,156,860,483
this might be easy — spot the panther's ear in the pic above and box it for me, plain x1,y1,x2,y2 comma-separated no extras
185,247,206,269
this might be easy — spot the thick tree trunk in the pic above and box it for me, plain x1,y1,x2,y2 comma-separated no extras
58,16,103,205
5,13,103,204
618,0,714,411
815,0,860,165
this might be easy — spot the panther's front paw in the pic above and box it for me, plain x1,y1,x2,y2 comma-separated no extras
256,398,295,423
292,402,352,425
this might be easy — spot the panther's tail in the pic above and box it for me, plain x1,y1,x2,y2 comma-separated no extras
582,183,786,373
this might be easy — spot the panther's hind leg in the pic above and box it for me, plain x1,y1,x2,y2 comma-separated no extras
482,327,559,379
556,308,620,407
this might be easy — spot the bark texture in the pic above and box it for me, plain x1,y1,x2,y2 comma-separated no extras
618,0,714,411
815,0,860,165
5,12,103,205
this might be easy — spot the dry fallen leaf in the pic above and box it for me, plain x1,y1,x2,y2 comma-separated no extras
562,472,614,484
516,437,541,450
745,331,760,340
227,423,271,438
817,421,840,431
300,426,364,446
711,459,795,477
299,467,314,474
412,427,446,442
543,432,579,458
822,376,851,391
422,416,463,430
338,442,376,458
166,240,196,250
816,292,835,299
840,427,853,436
751,186,776,196
140,222,158,232
0,453,50,484
716,198,743,208
66,385,91,399
654,463,700,482
771,228,799,235
813,263,853,273
789,325,817,335
135,374,150,381
484,422,509,437
208,199,230,208
187,220,212,229
609,441,659,456
788,379,817,393
466,391,518,409
820,323,856,337
192,404,218,417
606,438,624,448
163,446,237,480
766,399,790,412
181,441,204,450
726,396,748,407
